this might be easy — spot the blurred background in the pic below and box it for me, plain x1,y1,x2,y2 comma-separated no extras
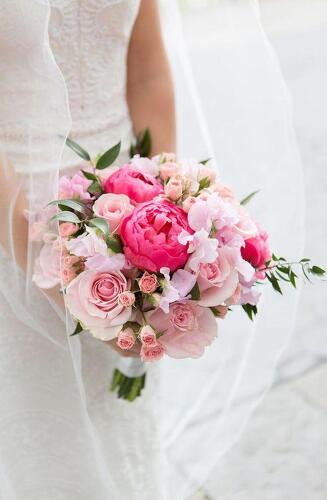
178,1,327,498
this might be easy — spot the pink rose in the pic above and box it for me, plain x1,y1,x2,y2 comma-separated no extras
104,165,163,205
117,327,136,350
147,301,217,359
59,222,79,238
141,342,165,362
93,193,133,233
139,272,158,294
118,291,135,307
182,196,197,213
197,248,239,307
164,175,183,201
61,254,82,286
159,162,181,182
120,199,194,273
65,270,132,340
241,228,271,269
59,172,91,201
139,325,157,347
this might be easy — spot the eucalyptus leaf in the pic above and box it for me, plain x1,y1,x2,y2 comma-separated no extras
48,199,86,214
51,211,81,224
310,265,325,275
65,136,91,161
240,190,260,206
199,158,211,165
82,170,98,181
198,176,210,191
87,180,103,195
88,217,109,236
96,141,121,170
107,234,123,254
242,303,258,321
70,321,84,336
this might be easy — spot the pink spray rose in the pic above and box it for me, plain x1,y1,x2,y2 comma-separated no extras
59,222,79,238
241,228,271,270
93,193,133,233
104,165,163,205
147,301,217,359
159,162,181,182
139,272,158,294
118,291,135,307
117,327,136,350
58,172,91,201
120,199,194,273
139,325,157,347
141,342,165,362
65,270,132,340
164,175,183,201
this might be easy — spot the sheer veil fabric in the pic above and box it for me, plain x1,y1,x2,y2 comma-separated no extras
0,1,304,499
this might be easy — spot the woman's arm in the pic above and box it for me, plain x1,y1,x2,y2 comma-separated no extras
127,0,176,155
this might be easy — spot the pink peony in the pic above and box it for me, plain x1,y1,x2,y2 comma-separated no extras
58,172,91,201
241,228,271,270
93,193,133,233
139,325,157,347
104,165,163,205
141,342,165,362
117,327,136,350
139,272,158,294
120,199,194,273
59,222,79,238
147,301,217,359
65,270,132,340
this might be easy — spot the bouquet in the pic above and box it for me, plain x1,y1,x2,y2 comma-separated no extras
32,131,325,401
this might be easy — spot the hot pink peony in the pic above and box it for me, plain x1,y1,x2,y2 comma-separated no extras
103,165,163,205
65,270,132,340
241,229,271,270
147,301,217,359
120,199,193,273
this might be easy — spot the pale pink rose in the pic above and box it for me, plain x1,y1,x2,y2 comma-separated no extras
139,272,158,294
212,305,228,319
120,199,193,272
197,247,239,307
198,165,216,184
139,325,157,347
147,301,217,359
225,283,241,306
141,342,165,362
59,222,79,238
61,254,82,285
104,165,163,205
117,327,136,350
213,183,236,201
164,175,183,201
159,162,181,181
58,172,91,201
65,270,132,340
182,196,197,213
241,227,271,270
32,240,63,289
118,291,135,307
93,193,133,233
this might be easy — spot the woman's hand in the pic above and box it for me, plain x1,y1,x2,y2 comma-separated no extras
105,339,141,358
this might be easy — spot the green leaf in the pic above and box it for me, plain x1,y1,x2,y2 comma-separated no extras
48,199,86,214
190,282,201,300
266,272,283,294
70,321,84,336
289,271,297,288
88,217,109,236
107,234,123,253
198,176,211,191
82,170,98,181
129,128,152,158
199,158,211,165
240,190,260,206
310,265,325,276
65,137,91,161
87,180,103,195
300,258,310,263
96,141,121,170
51,211,81,224
242,303,258,321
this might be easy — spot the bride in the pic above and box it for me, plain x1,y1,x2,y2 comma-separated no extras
0,1,305,499
0,1,175,499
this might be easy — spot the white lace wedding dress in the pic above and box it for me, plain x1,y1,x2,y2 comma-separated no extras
0,2,165,499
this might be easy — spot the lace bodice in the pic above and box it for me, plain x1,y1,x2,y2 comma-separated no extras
0,0,140,172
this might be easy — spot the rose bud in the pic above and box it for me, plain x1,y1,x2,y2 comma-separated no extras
141,342,165,362
139,325,157,347
118,291,135,307
139,272,158,294
117,327,136,350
